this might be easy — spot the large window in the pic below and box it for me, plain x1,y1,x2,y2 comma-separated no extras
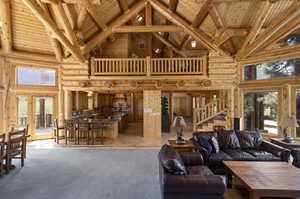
244,57,300,80
244,91,278,134
297,90,300,137
17,66,56,86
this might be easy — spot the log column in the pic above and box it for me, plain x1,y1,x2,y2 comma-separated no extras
143,90,161,138
88,91,94,110
64,90,72,119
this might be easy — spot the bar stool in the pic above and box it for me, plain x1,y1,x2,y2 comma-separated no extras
53,119,65,144
90,120,104,145
0,134,5,176
77,120,90,145
65,119,76,145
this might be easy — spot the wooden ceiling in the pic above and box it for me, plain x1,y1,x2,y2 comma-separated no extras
0,0,300,63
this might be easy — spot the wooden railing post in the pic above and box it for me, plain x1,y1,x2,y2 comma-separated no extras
146,56,151,76
91,57,95,75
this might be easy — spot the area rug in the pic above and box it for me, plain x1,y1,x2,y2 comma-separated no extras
0,148,161,199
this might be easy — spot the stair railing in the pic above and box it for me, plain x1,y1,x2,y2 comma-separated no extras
193,98,227,131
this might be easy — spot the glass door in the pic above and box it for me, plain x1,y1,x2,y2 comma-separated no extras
17,96,29,126
33,97,54,139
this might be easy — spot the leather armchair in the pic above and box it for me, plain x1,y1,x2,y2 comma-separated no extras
291,150,300,168
159,151,226,199
260,141,291,162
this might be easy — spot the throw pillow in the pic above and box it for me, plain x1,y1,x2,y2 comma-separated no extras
210,136,220,153
197,135,213,154
217,130,241,149
159,144,187,175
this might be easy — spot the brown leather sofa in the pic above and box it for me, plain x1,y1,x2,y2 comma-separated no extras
159,144,226,199
191,130,291,174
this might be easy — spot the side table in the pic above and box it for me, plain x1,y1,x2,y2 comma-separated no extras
168,140,194,152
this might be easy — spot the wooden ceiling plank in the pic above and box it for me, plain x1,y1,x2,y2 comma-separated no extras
82,0,147,55
237,0,300,60
0,0,12,53
149,0,230,57
22,0,84,63
152,32,186,57
113,25,181,33
236,0,275,59
84,0,107,30
76,3,88,30
40,1,63,61
214,30,231,46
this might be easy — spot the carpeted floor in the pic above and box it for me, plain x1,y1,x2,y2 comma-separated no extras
0,147,161,199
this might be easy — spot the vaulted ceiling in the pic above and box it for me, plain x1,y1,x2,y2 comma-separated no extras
1,0,300,63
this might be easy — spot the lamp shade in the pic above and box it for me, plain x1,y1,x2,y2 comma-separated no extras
172,116,187,128
280,116,299,128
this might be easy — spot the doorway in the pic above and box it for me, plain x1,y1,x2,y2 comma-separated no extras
17,95,57,140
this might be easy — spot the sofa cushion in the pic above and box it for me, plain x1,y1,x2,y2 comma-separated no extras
210,136,220,153
187,165,214,176
236,130,263,149
223,149,256,161
159,144,187,175
196,135,213,155
208,150,233,167
217,130,240,149
245,149,281,161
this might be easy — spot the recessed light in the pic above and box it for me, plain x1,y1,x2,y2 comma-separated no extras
191,40,197,48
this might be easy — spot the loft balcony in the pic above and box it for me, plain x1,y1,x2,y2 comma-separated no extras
91,57,207,78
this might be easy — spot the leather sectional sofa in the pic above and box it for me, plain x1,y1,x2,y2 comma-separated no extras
159,144,226,199
191,130,291,174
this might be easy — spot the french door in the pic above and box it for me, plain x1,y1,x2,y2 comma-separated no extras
17,94,57,140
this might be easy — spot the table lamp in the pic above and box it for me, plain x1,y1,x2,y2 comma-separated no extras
280,116,299,143
172,116,187,144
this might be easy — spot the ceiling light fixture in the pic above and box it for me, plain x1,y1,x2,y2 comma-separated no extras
155,48,161,54
191,40,197,48
136,15,144,22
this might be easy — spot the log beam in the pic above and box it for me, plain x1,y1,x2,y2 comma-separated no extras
113,25,182,33
149,0,230,56
82,0,147,55
118,0,129,12
152,33,186,57
0,0,12,53
192,0,212,28
40,2,63,61
236,0,274,59
236,1,300,60
22,0,85,63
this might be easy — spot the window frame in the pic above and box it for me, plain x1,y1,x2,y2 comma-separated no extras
241,88,282,138
15,64,58,89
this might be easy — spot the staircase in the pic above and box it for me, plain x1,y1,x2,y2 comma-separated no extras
193,98,227,132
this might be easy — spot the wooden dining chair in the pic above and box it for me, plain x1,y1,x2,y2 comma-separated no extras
77,120,90,145
10,124,29,159
0,134,5,176
53,119,65,144
5,129,26,174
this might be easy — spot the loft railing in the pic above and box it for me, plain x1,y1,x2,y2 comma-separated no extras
91,56,207,76
193,98,227,131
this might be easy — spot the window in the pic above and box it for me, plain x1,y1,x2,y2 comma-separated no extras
244,91,278,134
274,27,300,48
296,90,300,137
17,66,56,86
244,57,300,80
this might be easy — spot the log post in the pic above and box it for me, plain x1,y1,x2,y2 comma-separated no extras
146,56,151,76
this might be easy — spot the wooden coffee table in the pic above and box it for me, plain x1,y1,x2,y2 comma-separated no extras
168,140,194,152
224,161,300,199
